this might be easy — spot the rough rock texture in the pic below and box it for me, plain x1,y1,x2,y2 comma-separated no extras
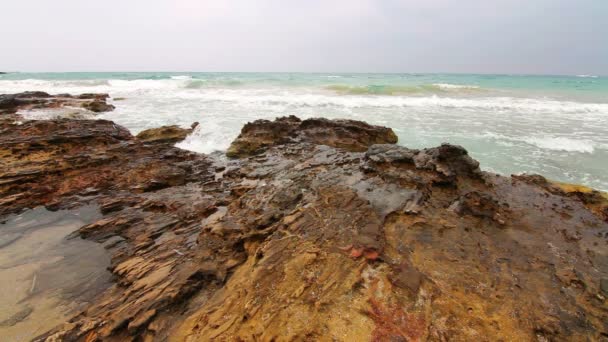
226,115,398,158
136,122,199,144
513,174,608,223
0,119,209,217
0,91,115,120
0,100,607,341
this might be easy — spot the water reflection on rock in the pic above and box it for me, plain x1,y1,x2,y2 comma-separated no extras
0,205,111,341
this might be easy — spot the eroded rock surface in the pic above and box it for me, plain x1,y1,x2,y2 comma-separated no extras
0,92,115,118
0,99,607,341
136,122,198,144
226,115,398,158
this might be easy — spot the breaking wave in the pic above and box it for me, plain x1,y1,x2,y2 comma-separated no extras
523,136,595,153
482,132,598,154
2,74,607,191
326,83,481,95
170,75,192,80
0,79,606,115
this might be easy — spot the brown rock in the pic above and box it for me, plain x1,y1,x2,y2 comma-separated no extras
0,91,115,117
514,173,608,222
81,100,115,112
226,115,398,158
136,124,194,144
1,108,606,341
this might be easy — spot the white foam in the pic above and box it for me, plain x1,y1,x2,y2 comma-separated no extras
165,90,608,114
171,75,193,80
523,136,595,154
108,79,181,90
576,75,598,78
1,79,606,115
432,83,480,90
1,76,607,190
481,132,598,154
175,121,233,153
19,107,96,120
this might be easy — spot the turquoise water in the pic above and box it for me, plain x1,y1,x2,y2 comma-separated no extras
1,72,607,190
2,72,607,101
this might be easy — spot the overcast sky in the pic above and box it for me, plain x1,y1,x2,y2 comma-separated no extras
2,0,607,74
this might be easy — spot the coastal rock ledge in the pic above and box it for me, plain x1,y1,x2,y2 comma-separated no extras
0,92,607,341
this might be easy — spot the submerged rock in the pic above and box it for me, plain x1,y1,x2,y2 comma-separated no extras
0,99,606,341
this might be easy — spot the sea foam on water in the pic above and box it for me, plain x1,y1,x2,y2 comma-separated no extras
1,73,607,191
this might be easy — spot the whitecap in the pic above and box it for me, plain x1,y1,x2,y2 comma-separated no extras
175,121,234,154
19,107,96,120
432,83,480,90
523,136,595,154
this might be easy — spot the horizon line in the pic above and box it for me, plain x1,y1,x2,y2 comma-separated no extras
2,71,605,78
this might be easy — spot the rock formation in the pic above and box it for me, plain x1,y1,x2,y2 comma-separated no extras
226,115,398,158
0,91,115,121
136,122,199,144
0,92,607,341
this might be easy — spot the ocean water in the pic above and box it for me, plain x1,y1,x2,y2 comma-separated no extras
1,72,607,191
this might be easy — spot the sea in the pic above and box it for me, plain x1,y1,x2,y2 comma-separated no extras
1,72,607,191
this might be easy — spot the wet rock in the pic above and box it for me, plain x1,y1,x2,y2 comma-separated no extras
227,116,398,158
1,107,607,341
601,278,608,295
136,124,195,144
365,143,481,184
77,93,109,100
514,173,608,222
0,91,114,117
450,191,506,224
0,116,209,216
81,100,115,112
0,307,33,327
413,143,481,179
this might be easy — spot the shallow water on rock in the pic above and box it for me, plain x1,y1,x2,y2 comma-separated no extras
0,205,111,341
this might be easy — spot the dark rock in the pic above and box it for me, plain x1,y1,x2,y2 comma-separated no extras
0,307,33,327
0,91,114,116
601,278,608,295
81,100,115,112
450,191,505,222
514,173,608,222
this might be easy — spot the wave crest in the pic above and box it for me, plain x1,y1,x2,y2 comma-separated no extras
326,83,481,95
524,136,595,153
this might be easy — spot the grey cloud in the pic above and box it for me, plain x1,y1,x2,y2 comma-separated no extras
1,0,606,74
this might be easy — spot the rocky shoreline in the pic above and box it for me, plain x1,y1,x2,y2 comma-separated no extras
1,92,607,341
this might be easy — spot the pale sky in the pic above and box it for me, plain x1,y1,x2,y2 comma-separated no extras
1,0,607,74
